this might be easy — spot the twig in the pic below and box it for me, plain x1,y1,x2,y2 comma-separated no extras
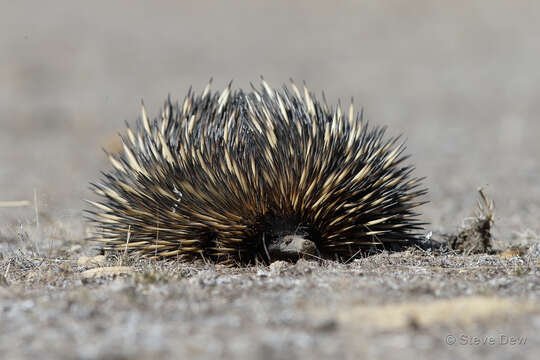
33,189,41,256
0,201,31,207
121,225,132,266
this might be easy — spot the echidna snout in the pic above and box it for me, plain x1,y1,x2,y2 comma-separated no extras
261,216,319,261
265,234,318,262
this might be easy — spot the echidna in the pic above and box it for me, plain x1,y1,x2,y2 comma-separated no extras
86,79,427,265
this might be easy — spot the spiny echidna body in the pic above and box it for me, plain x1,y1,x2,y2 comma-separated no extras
87,80,427,265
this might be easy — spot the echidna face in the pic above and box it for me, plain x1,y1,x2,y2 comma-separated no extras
87,80,427,265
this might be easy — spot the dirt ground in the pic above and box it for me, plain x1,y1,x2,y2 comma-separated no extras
1,1,539,359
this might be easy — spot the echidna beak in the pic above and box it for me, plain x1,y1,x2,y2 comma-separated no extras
266,234,318,261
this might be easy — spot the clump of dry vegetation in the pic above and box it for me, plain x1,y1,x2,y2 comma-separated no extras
446,188,494,254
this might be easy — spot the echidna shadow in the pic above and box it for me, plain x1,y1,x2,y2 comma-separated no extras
86,80,427,265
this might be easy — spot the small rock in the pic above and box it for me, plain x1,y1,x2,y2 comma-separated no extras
69,244,82,253
269,260,289,275
498,249,524,259
58,262,72,273
313,318,337,332
80,266,132,279
256,268,269,277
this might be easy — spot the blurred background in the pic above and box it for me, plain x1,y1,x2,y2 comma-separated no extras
1,0,539,242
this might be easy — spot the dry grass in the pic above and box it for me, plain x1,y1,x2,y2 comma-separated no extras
0,217,539,359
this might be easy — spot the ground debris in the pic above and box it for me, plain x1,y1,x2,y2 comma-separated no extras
447,188,494,254
80,266,133,279
419,188,495,254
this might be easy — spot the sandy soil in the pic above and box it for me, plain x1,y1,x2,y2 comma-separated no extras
1,1,539,359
